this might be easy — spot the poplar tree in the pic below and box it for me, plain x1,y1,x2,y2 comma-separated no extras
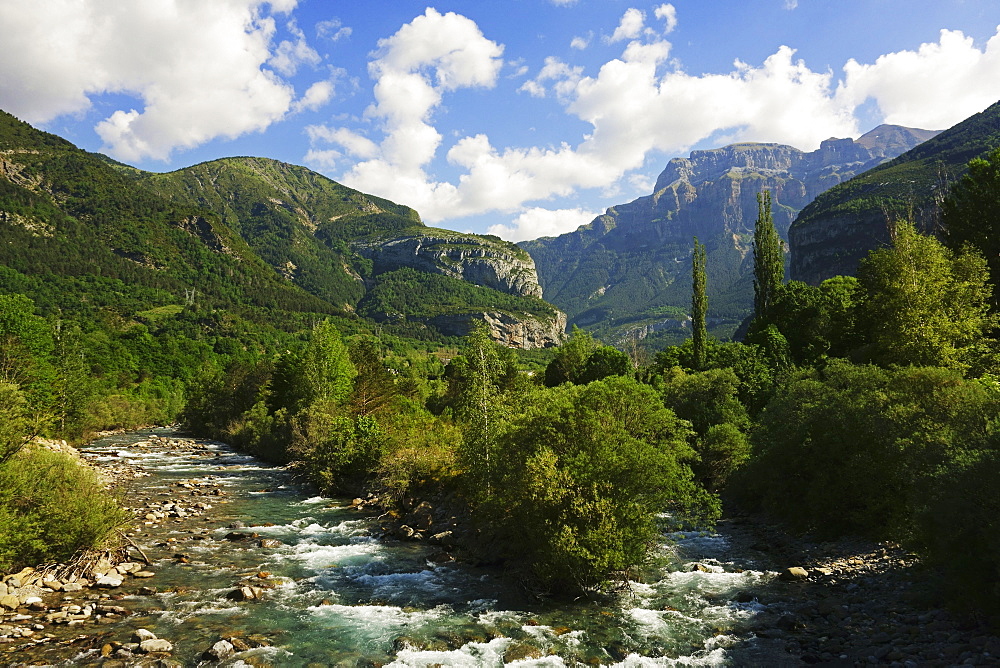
752,190,784,321
691,237,708,370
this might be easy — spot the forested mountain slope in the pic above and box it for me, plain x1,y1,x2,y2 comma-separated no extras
790,100,1000,284
0,110,563,347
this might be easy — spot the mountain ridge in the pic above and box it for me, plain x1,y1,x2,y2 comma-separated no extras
790,100,1000,284
522,124,937,346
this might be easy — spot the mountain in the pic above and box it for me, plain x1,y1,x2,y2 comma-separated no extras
790,101,1000,284
522,125,937,346
0,110,563,347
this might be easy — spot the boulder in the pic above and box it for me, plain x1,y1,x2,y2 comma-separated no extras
406,502,434,531
0,595,20,610
131,628,158,643
258,539,282,548
139,638,173,653
779,566,809,582
204,639,235,661
226,586,262,602
95,574,124,588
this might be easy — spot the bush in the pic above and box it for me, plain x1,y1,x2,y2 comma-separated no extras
482,376,718,592
0,447,127,570
737,362,1000,539
914,448,1000,612
290,401,385,494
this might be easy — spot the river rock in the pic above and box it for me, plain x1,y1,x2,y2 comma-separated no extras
139,638,173,653
779,567,809,581
226,586,263,601
430,531,455,546
133,571,156,578
61,582,84,592
95,574,124,588
407,502,434,531
0,594,19,610
132,628,158,643
258,538,283,548
204,639,235,661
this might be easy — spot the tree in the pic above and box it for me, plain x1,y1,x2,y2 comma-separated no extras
942,146,1000,301
543,326,598,386
299,320,357,406
855,221,995,372
752,190,784,322
452,323,509,491
691,237,708,370
486,376,717,591
348,336,397,417
577,346,632,384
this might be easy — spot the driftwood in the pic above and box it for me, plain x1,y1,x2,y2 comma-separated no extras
117,530,151,565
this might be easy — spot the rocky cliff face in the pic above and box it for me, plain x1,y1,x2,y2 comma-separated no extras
427,310,567,349
523,125,937,345
354,232,543,298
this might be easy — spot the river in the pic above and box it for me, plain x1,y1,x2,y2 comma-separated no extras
15,428,784,666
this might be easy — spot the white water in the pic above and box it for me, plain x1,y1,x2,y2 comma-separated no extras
68,429,780,666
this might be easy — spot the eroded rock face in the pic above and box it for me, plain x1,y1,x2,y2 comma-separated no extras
355,232,543,298
428,310,567,349
523,125,937,341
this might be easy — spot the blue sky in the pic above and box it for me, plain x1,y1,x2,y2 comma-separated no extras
2,1,1000,241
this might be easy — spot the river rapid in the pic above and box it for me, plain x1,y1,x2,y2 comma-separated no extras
9,429,785,667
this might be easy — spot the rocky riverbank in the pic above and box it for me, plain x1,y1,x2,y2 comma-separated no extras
4,432,1000,667
720,515,1000,666
0,433,279,666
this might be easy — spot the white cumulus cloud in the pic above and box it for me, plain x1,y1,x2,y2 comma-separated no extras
837,28,1000,130
488,207,600,242
654,4,678,34
608,8,647,43
303,9,1000,238
0,0,328,162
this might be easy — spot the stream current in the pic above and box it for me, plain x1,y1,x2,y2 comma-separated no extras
64,428,778,666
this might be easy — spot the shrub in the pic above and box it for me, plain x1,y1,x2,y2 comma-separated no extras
0,447,127,570
482,376,718,593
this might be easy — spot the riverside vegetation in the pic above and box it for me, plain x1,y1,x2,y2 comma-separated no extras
3,126,1000,628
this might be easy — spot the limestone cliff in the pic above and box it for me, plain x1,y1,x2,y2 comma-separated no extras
428,310,567,349
354,231,543,298
523,125,937,345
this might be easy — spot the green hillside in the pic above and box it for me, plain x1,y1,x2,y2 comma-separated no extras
790,100,1000,283
131,157,422,308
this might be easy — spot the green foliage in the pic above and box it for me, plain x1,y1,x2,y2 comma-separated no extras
658,367,751,491
752,190,784,323
914,448,1000,612
0,447,127,571
450,324,511,491
358,267,555,323
0,383,44,464
376,407,461,502
737,361,1000,539
483,376,718,591
942,146,1000,299
543,326,599,386
855,221,996,372
291,406,385,494
577,346,633,384
691,237,708,370
300,320,357,406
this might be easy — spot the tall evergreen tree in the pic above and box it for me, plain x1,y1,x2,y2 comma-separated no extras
752,190,784,321
691,237,708,370
942,146,1000,304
